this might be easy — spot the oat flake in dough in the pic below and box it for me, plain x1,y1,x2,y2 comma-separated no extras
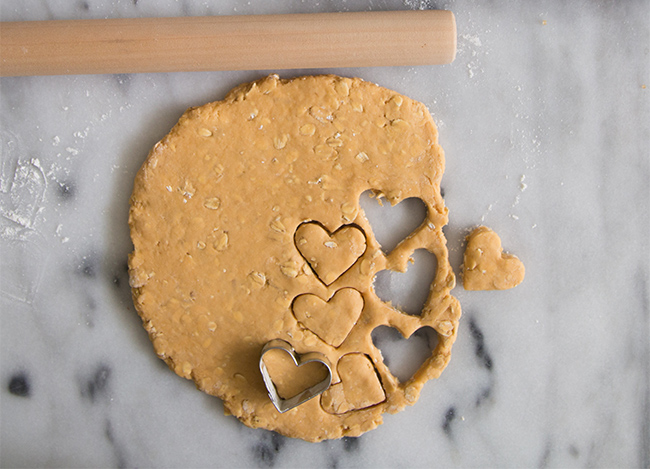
129,74,461,442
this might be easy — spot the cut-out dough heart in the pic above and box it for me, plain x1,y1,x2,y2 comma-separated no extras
295,222,366,285
292,288,363,347
259,339,332,413
321,353,385,414
462,226,525,290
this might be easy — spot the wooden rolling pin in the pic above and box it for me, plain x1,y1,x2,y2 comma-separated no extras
0,10,456,77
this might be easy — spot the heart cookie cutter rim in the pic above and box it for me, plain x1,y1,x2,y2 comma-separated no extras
259,339,333,413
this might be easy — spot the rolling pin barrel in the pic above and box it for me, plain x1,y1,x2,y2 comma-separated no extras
0,10,456,76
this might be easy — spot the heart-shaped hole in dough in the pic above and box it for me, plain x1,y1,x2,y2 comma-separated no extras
294,222,366,285
371,326,438,383
292,288,363,348
359,190,427,253
373,249,438,316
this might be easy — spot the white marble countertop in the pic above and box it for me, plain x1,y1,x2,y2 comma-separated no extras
1,1,648,467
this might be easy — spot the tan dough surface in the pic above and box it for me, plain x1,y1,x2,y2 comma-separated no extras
129,74,461,442
462,226,525,290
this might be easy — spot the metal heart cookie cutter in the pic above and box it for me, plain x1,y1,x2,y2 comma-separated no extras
259,339,332,413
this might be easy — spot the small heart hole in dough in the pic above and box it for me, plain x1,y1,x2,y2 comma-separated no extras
371,326,438,383
373,249,438,316
359,190,427,253
261,348,330,399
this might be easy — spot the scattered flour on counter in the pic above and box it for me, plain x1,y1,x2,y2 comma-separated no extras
458,33,485,80
0,157,47,236
1,221,49,304
55,223,69,243
520,174,528,191
0,153,49,304
461,34,483,48
402,0,435,9
508,174,532,220
480,203,494,223
73,127,90,139
1,131,78,245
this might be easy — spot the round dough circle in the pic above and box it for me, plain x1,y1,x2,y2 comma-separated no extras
129,75,461,441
